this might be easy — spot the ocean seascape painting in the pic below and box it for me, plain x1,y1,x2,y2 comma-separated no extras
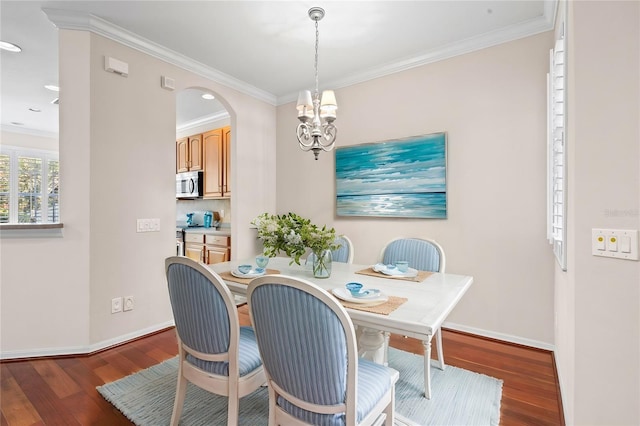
335,132,447,218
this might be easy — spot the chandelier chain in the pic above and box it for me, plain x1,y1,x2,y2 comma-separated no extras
314,19,320,98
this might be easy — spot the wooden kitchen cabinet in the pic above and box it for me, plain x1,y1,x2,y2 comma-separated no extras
205,234,231,264
205,247,229,264
184,232,205,262
176,134,203,173
183,232,231,265
185,244,204,262
202,126,231,198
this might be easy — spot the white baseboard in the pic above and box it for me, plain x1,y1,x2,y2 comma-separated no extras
87,320,176,353
1,320,553,360
443,321,555,352
0,320,175,360
0,344,90,360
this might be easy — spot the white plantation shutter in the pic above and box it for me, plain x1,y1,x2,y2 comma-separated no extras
0,154,9,223
47,159,60,222
0,147,59,224
547,30,567,270
18,156,43,223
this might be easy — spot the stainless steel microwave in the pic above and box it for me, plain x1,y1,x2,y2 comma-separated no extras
176,171,203,199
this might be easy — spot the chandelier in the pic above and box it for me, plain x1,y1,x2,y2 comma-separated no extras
296,7,337,160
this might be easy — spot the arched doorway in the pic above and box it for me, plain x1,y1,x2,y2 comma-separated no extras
175,87,232,262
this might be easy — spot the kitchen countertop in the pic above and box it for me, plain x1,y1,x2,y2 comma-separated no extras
181,226,231,236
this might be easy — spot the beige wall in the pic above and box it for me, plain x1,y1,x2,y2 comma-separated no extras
0,29,276,356
277,32,556,346
563,2,640,425
0,31,92,355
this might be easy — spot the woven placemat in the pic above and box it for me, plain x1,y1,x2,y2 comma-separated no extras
219,269,281,285
355,267,433,282
339,295,408,315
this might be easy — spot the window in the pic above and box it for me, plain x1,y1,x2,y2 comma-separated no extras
0,147,59,224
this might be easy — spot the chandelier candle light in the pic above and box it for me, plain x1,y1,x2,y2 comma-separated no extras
296,7,337,160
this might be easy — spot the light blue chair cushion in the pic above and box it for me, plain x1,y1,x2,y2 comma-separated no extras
382,238,441,272
186,327,263,377
278,358,395,425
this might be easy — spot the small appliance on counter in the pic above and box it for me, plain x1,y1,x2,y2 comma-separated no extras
203,211,213,228
181,211,219,228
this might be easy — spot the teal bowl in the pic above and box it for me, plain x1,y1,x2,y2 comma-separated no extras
345,282,363,296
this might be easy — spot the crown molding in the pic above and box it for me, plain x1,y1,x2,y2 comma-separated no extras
42,8,277,106
277,12,556,105
1,124,58,139
176,111,230,134
543,0,558,28
41,4,556,108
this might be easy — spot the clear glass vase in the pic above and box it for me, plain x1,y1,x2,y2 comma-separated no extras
312,249,332,278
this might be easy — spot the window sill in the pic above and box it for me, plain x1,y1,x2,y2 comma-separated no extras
0,223,64,238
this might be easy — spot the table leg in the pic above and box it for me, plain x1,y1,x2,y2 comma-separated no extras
422,339,432,399
436,328,446,370
383,332,390,366
357,327,386,364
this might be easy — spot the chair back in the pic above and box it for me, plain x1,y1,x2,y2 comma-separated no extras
332,235,354,263
248,275,358,424
307,234,355,265
380,237,446,272
165,256,238,358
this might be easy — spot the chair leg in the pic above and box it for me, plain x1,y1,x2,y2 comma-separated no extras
227,389,239,426
384,387,395,426
170,370,187,426
435,327,446,370
268,384,277,426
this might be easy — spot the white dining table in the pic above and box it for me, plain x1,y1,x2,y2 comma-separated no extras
208,257,473,399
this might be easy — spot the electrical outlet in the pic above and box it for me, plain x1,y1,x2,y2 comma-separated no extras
111,297,123,314
123,296,134,311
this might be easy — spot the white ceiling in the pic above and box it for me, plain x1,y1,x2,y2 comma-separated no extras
0,0,555,137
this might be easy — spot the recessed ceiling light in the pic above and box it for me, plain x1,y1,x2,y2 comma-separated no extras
28,108,41,112
0,41,22,53
201,93,215,100
10,122,24,126
44,85,60,92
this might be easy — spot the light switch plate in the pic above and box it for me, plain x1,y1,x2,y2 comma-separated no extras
592,229,638,260
137,218,160,232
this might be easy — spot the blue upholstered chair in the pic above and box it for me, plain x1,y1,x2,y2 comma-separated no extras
379,237,447,369
306,234,354,265
379,237,445,274
165,256,266,426
248,275,398,426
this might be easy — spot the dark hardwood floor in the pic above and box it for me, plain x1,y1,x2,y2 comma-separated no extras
1,305,564,425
